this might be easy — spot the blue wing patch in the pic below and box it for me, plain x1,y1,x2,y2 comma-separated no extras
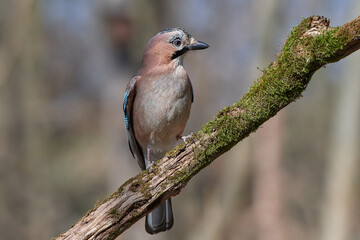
123,76,145,170
123,90,130,129
123,90,129,112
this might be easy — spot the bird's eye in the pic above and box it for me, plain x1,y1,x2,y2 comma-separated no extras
172,39,182,47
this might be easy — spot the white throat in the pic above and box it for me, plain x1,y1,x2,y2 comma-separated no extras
172,54,185,68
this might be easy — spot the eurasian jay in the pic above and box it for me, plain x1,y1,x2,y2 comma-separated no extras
123,28,208,234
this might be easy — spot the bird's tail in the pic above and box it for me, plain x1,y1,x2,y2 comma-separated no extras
145,198,174,234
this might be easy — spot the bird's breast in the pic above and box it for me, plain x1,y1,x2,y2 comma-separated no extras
134,69,192,150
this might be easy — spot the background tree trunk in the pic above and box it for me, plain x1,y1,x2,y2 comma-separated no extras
320,3,360,240
250,0,286,239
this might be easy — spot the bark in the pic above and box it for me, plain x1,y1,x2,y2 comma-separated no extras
54,15,360,240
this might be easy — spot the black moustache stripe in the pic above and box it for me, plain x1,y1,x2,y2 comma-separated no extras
171,46,189,60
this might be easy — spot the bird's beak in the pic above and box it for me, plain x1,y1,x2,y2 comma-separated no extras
171,37,209,60
187,38,209,50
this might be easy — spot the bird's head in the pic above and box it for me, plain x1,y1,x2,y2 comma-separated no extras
141,28,209,69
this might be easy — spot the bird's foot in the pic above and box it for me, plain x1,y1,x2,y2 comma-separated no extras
147,162,156,173
145,146,154,170
177,133,194,142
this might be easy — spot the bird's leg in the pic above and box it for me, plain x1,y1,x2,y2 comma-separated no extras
176,133,194,142
145,145,156,170
146,145,152,168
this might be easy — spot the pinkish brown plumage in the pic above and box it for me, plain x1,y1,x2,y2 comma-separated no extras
123,28,208,234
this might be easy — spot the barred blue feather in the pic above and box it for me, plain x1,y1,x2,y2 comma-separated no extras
123,90,130,130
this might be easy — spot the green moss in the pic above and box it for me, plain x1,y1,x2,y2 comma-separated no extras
54,17,359,240
173,16,350,178
334,15,360,43
165,141,186,158
127,173,152,198
94,199,102,209
109,207,122,219
150,162,161,175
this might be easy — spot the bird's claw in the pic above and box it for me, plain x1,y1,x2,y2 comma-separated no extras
177,133,194,142
146,161,156,173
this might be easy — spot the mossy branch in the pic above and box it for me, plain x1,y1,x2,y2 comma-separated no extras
54,15,360,240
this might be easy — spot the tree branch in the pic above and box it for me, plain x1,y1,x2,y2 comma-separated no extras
54,15,360,240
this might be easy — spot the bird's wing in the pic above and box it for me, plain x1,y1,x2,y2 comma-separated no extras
123,76,145,170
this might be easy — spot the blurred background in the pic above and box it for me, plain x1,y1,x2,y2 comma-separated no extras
0,0,359,240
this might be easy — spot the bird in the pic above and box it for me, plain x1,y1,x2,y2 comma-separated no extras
123,28,209,234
